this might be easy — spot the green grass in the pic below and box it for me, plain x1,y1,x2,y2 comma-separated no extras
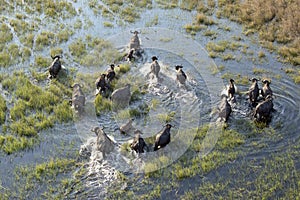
0,71,73,154
221,72,249,85
69,38,87,58
10,157,80,198
116,63,131,74
0,23,13,44
157,111,176,123
35,31,55,50
184,24,206,34
253,67,268,74
69,36,121,66
0,95,7,124
0,135,36,155
155,0,178,9
0,51,11,68
94,94,112,116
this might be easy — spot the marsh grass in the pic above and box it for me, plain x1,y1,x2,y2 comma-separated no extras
218,0,300,66
253,67,268,75
103,21,114,28
69,36,120,66
221,72,249,85
0,135,36,155
0,72,73,153
179,0,198,11
156,111,176,123
50,47,63,57
35,55,52,69
203,30,217,39
116,63,131,74
35,31,55,50
0,23,13,44
0,95,7,124
94,95,112,116
11,158,79,197
155,0,178,9
0,51,11,68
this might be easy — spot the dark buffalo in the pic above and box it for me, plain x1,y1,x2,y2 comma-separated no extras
95,74,109,96
106,64,116,83
227,79,235,100
91,127,115,158
261,79,273,99
248,78,260,106
123,49,135,62
48,55,62,79
218,95,232,122
130,130,148,153
154,124,172,151
175,65,187,85
70,83,85,113
254,95,274,122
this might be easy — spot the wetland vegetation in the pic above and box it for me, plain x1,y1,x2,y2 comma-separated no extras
0,0,299,199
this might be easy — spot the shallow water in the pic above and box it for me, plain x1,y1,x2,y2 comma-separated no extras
1,0,300,199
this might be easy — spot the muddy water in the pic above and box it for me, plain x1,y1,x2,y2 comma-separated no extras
1,0,300,199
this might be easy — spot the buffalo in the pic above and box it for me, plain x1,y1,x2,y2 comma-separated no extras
123,49,135,62
227,79,235,100
261,79,273,99
106,64,116,83
218,95,232,122
111,84,131,107
119,118,134,134
48,55,62,79
248,78,260,107
148,56,160,79
154,124,172,151
254,95,274,122
129,30,141,50
130,130,148,153
175,65,187,85
70,83,85,113
91,126,115,158
95,74,109,96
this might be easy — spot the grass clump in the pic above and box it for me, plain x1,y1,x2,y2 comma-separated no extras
184,24,206,35
0,95,7,124
94,95,112,116
0,23,13,44
69,38,87,61
157,111,176,123
53,101,73,123
69,37,120,67
0,51,11,68
155,0,178,9
253,67,268,74
35,31,55,50
196,13,216,25
117,63,131,74
0,135,36,154
180,0,198,11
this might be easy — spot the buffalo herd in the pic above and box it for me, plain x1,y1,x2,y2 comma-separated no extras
48,30,277,156
218,77,275,123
